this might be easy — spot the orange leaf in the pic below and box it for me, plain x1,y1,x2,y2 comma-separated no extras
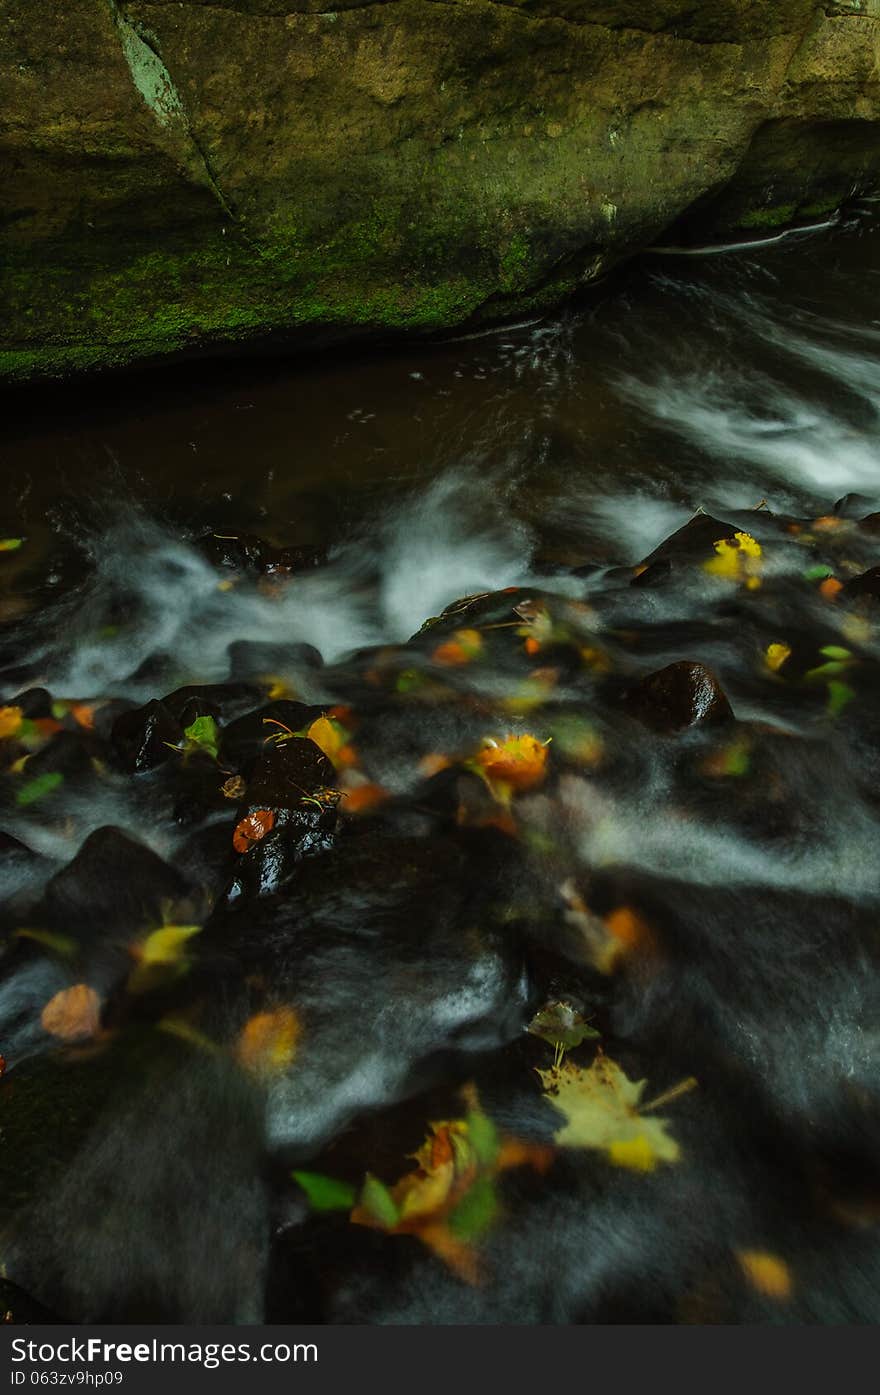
0,706,23,740
819,576,843,600
476,734,548,793
605,906,652,952
342,783,388,815
233,808,275,853
69,703,96,731
236,1006,301,1076
41,984,101,1041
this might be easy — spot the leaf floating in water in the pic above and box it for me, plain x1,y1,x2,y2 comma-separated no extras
15,772,63,807
221,774,247,800
536,1054,693,1171
474,733,548,796
764,643,792,673
737,1249,793,1301
0,706,23,740
40,984,101,1042
432,628,483,666
350,1100,552,1283
827,679,855,717
527,1001,598,1064
0,538,23,552
236,1006,301,1076
233,808,275,853
291,1171,357,1212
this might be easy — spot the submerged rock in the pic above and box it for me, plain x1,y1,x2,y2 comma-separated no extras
624,661,734,733
40,827,192,939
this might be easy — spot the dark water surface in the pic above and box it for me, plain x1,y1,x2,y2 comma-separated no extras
1,207,880,1324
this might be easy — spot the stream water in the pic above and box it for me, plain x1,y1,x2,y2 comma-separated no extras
1,205,880,1324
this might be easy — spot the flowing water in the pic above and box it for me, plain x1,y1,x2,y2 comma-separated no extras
1,206,880,1324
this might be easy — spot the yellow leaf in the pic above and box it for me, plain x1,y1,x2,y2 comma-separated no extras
537,1055,685,1168
765,642,792,673
737,1249,793,1300
136,924,202,966
704,532,763,584
0,706,23,740
236,1006,301,1076
40,984,101,1041
307,715,352,767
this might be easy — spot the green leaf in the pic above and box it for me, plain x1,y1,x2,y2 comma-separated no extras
827,680,855,717
803,564,833,582
358,1173,400,1229
448,1176,499,1241
292,1171,357,1212
183,715,219,759
466,1110,500,1168
15,928,77,957
15,771,63,806
819,645,852,661
0,538,23,552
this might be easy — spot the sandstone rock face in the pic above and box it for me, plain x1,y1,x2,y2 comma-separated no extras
2,0,879,379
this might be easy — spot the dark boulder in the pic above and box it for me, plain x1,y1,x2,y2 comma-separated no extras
843,566,880,603
40,827,192,939
111,699,183,772
624,661,734,733
218,700,320,776
246,736,335,810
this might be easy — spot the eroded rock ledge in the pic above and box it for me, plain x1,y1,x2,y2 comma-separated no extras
1,0,879,379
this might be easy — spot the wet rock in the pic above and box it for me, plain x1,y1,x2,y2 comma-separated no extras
23,730,96,782
843,566,880,603
219,700,319,775
161,682,262,728
0,1276,65,1324
112,699,183,772
202,832,529,1151
224,803,337,905
196,531,269,575
246,736,335,809
9,687,54,719
638,513,740,571
40,827,192,939
624,661,734,733
264,543,329,576
834,493,873,519
0,1028,267,1322
226,639,323,681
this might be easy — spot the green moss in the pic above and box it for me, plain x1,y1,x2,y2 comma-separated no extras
735,201,799,230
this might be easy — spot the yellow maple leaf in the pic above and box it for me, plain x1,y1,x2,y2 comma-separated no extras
764,642,792,673
737,1249,793,1300
537,1054,690,1170
704,532,763,586
474,733,548,796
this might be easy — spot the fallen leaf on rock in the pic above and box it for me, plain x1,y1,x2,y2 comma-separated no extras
307,715,356,768
737,1249,792,1300
41,984,101,1041
703,531,762,587
537,1053,692,1170
183,714,219,760
233,808,275,853
236,1006,301,1076
221,775,247,800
